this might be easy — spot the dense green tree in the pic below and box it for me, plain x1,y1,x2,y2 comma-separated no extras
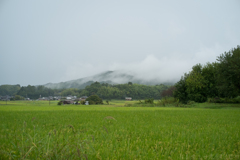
174,63,217,103
216,45,240,97
17,85,54,99
201,62,218,97
86,95,103,104
14,95,25,100
161,86,176,98
174,45,240,103
174,73,189,103
78,82,170,100
0,84,21,96
128,82,133,85
185,64,207,102
84,82,102,95
186,64,205,92
60,88,79,96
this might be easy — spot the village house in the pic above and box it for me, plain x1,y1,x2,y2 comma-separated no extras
39,97,49,100
79,96,88,101
66,95,77,101
62,100,74,104
125,97,132,101
53,96,61,100
1,95,12,101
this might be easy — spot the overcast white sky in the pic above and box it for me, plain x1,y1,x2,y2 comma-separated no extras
1,0,240,86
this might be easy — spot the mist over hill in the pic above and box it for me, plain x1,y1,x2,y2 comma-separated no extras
43,70,174,89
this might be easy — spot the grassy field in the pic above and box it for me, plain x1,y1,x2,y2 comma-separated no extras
0,100,240,159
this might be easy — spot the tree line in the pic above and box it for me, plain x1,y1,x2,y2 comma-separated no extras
78,82,169,100
174,45,240,103
0,85,20,96
0,82,170,100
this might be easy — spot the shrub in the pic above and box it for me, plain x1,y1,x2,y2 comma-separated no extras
187,101,196,107
208,97,240,103
14,95,25,100
86,95,103,105
88,100,95,105
80,100,86,105
124,103,133,107
144,98,154,104
160,86,176,98
57,101,62,105
158,97,176,107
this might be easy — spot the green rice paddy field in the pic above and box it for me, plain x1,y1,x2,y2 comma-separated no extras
0,100,240,159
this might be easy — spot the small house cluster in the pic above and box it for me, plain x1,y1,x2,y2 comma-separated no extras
61,96,88,105
0,95,13,101
36,95,88,105
0,95,89,104
38,96,61,101
1,94,133,105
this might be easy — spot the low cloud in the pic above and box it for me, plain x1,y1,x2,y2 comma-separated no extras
57,45,227,85
106,44,227,84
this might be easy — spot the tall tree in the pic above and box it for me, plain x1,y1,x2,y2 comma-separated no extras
216,46,240,97
174,73,189,103
202,62,218,98
185,64,207,102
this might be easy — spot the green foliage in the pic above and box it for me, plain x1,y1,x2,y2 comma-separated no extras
185,64,208,103
14,95,25,100
216,45,240,97
0,84,20,96
84,82,102,96
208,97,240,103
16,85,54,99
201,62,218,97
158,97,176,106
160,86,176,97
0,82,170,101
188,93,207,103
57,101,62,105
186,64,205,92
187,100,196,106
174,45,240,103
144,98,154,104
80,100,86,105
174,73,189,103
106,100,109,105
80,82,169,100
60,88,79,97
86,95,103,105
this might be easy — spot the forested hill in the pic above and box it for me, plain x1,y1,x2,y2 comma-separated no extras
0,82,170,100
43,71,173,89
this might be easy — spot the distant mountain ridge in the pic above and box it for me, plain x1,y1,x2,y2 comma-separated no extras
43,71,173,89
